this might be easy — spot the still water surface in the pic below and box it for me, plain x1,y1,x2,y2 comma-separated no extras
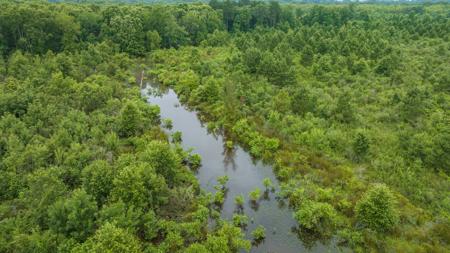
143,85,338,253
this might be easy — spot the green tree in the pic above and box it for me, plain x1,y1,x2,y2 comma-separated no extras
205,223,251,252
181,11,208,45
105,14,145,55
23,168,68,228
293,200,338,235
353,132,369,161
301,45,314,66
81,160,115,205
145,30,161,51
48,189,98,241
334,92,354,123
185,243,209,253
355,184,399,233
72,223,142,253
111,164,168,210
139,141,180,186
117,101,141,137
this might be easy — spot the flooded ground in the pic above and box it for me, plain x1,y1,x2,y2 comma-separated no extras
143,85,340,253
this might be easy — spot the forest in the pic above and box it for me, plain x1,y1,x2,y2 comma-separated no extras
0,0,449,252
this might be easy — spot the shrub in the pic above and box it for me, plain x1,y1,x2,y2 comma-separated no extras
293,200,338,234
234,194,245,207
171,131,182,143
251,225,266,241
213,191,225,205
232,214,249,227
217,175,229,188
355,184,399,233
262,178,273,191
188,154,202,170
226,140,233,149
248,188,261,202
162,118,173,129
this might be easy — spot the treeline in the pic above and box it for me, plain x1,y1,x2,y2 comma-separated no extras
2,1,447,56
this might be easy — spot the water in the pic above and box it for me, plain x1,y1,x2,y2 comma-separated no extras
142,85,338,253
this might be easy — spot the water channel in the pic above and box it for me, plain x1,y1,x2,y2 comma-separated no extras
142,84,339,253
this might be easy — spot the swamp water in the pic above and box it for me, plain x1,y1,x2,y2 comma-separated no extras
142,85,340,253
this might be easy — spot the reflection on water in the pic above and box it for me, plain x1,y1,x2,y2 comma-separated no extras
142,84,340,253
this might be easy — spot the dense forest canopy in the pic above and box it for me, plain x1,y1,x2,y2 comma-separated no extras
0,0,449,253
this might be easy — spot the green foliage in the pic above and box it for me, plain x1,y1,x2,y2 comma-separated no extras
149,4,450,251
48,189,97,241
98,201,160,241
139,141,180,186
248,187,261,202
162,118,173,129
188,153,202,170
251,225,266,241
355,184,399,233
171,131,182,143
293,201,339,235
213,190,225,205
263,177,273,191
145,30,161,51
111,163,168,210
82,160,115,205
185,243,209,253
22,168,68,227
104,13,145,55
353,132,369,162
104,132,119,152
0,2,449,253
217,175,229,188
72,223,142,253
337,229,363,250
0,34,251,253
205,223,251,252
232,214,249,227
234,194,245,207
117,101,142,137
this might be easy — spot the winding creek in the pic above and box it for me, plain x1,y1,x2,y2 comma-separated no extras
142,84,339,253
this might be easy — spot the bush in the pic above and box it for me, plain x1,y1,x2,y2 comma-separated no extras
117,101,142,137
188,154,202,170
72,223,141,253
263,177,273,191
251,225,266,241
171,131,182,143
48,189,97,241
162,118,173,129
293,200,338,234
232,214,249,227
234,194,245,207
355,184,399,233
217,175,229,188
213,191,225,205
226,140,233,149
248,188,261,202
